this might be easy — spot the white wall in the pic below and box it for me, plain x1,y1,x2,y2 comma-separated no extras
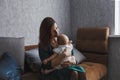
70,0,115,43
0,0,71,45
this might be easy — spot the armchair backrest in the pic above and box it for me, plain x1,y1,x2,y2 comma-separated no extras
76,27,109,54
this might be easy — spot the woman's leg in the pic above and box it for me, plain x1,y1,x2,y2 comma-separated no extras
70,71,78,80
78,72,86,80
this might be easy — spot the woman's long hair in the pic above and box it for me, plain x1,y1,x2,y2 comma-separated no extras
39,17,55,49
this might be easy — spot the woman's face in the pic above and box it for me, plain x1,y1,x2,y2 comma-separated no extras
51,23,59,37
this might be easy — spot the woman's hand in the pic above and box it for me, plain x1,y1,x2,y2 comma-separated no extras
68,40,72,44
63,48,71,57
61,61,73,68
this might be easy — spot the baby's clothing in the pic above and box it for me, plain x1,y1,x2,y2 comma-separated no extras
53,45,73,55
43,44,76,74
53,44,76,69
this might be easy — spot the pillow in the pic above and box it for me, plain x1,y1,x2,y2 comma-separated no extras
0,52,22,80
73,47,86,64
25,48,42,72
0,37,24,70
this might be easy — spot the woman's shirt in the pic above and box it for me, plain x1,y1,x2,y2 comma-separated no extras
39,45,82,80
39,45,53,69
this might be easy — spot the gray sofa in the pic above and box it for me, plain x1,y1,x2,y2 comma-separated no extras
0,37,41,80
0,37,37,80
0,37,24,79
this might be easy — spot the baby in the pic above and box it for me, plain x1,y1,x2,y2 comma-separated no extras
42,34,76,74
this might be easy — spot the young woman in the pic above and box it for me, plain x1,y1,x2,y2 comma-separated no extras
39,17,86,80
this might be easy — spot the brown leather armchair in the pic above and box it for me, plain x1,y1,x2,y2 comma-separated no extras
22,27,109,80
76,27,109,80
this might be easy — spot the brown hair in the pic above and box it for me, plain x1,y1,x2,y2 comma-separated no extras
39,17,55,48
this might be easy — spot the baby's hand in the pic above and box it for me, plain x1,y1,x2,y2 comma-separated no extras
43,59,48,64
63,48,71,57
68,40,72,44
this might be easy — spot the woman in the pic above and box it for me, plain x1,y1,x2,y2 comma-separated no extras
38,17,86,80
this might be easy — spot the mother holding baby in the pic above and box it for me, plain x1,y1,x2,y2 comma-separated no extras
38,17,86,80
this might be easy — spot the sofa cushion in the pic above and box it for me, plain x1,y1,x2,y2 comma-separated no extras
0,52,22,80
73,47,86,64
78,62,107,80
25,48,42,72
76,27,109,54
83,52,108,65
0,37,24,70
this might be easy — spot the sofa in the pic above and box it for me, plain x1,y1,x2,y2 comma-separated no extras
76,27,109,80
0,27,109,80
22,27,109,80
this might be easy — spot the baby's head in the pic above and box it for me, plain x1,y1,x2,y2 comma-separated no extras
57,34,69,45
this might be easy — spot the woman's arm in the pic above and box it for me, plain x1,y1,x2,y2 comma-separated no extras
39,47,53,69
47,53,58,61
43,53,58,64
51,53,66,67
51,48,71,67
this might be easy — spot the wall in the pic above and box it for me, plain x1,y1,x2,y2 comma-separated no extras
0,0,70,45
70,0,115,43
108,36,120,80
0,0,115,45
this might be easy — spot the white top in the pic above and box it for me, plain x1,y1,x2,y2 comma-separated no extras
53,44,73,54
53,44,76,69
